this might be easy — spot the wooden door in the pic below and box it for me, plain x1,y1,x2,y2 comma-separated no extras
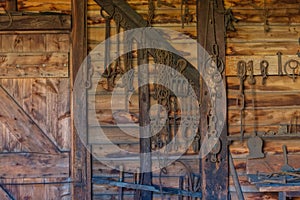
0,32,72,199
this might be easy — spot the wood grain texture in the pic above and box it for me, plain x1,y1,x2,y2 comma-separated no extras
0,153,69,178
0,53,69,78
0,14,71,31
227,25,300,43
1,78,71,151
18,0,71,12
71,0,91,199
0,86,60,154
0,33,70,53
247,154,300,174
227,76,300,92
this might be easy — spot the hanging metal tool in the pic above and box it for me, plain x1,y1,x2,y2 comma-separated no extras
101,8,113,90
284,59,300,82
236,60,246,140
247,136,264,159
260,60,269,85
277,51,283,75
281,145,294,172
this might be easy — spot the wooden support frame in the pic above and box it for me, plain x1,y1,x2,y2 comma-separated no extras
1,0,70,31
71,0,91,199
197,0,228,199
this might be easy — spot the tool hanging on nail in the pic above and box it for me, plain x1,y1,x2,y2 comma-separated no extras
236,61,246,140
277,51,283,75
284,59,300,82
281,145,294,172
260,60,269,85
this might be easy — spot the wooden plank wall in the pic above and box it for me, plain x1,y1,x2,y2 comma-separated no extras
225,0,300,199
87,0,199,199
0,1,73,199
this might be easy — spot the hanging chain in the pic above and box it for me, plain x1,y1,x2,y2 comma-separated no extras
148,0,155,26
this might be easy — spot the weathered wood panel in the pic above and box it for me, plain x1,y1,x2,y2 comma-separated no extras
18,0,71,12
226,42,300,56
0,85,60,154
227,25,300,43
0,53,69,78
0,180,71,200
0,33,70,53
247,154,300,174
0,14,71,31
0,78,71,151
227,76,300,92
0,153,69,178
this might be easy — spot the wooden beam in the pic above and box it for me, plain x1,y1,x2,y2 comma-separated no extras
71,0,90,199
0,153,69,178
137,49,152,200
5,0,17,12
0,86,60,154
0,14,71,31
198,0,228,199
0,53,69,78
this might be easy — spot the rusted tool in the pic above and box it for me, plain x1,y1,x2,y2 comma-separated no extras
277,51,283,75
284,59,300,82
236,61,246,140
281,145,294,172
260,60,269,85
247,136,264,159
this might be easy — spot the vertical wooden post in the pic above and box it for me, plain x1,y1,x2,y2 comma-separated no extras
5,0,17,12
137,49,152,200
197,0,228,199
71,0,91,199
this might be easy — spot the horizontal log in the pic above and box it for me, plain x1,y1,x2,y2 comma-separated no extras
225,0,300,10
247,154,300,174
226,42,299,56
0,14,71,30
227,90,300,108
87,23,197,45
227,25,300,43
226,55,300,76
228,107,300,127
93,156,199,177
0,152,69,178
87,7,197,26
0,53,69,78
229,139,300,159
228,9,300,25
89,126,139,144
227,76,300,92
93,178,202,198
88,0,197,12
18,0,70,12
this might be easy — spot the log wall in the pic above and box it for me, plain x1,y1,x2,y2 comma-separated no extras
226,0,300,199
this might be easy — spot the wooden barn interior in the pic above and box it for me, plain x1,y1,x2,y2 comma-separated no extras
0,0,299,199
